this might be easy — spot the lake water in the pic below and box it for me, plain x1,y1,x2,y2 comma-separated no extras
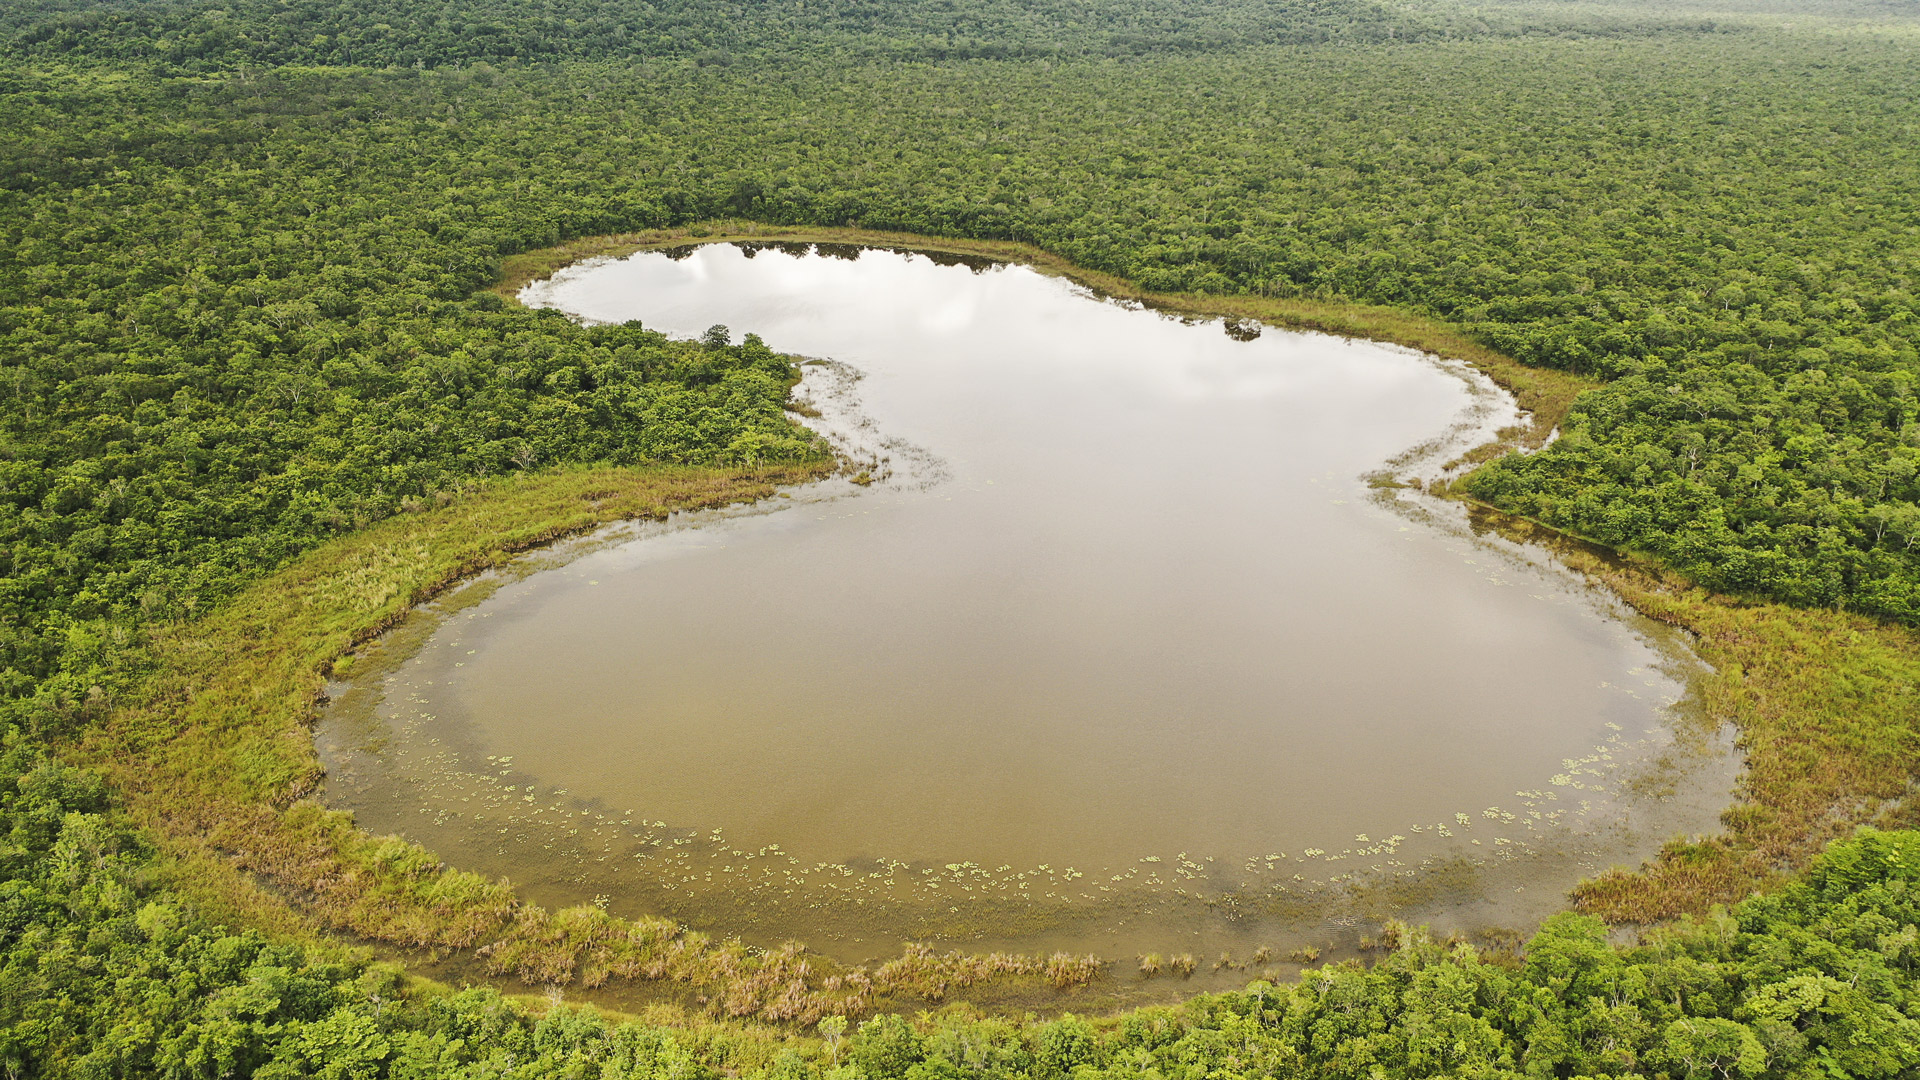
318,243,1735,987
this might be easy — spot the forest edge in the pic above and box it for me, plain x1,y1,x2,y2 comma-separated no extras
64,222,1920,1025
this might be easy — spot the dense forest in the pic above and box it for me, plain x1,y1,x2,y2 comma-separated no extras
8,21,1920,729
0,0,1775,70
5,0,1920,1074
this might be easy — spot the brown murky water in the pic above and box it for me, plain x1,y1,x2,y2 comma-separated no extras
318,244,1735,988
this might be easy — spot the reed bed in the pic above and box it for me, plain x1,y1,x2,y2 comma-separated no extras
68,459,1113,1022
57,226,1920,1029
1469,513,1920,922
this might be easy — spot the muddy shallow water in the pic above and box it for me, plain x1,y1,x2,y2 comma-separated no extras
319,243,1735,989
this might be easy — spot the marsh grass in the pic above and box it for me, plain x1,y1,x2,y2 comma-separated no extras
1462,509,1920,922
79,464,840,946
63,223,1920,1031
64,459,1113,1021
875,944,1101,1001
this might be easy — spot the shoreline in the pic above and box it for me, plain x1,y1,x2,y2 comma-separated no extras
503,225,1920,923
321,264,1610,1001
68,227,1920,1025
495,220,1595,455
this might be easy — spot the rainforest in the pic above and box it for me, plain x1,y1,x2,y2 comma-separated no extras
4,0,1920,1076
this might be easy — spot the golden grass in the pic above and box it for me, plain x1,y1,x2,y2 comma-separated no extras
1467,512,1920,922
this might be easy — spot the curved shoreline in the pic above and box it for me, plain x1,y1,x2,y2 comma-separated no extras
505,227,1920,923
333,262,1725,985
72,229,1920,1024
495,220,1596,458
382,237,1705,957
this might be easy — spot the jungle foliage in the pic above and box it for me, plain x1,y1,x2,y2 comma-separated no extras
0,0,1764,72
0,97,825,730
3,18,1917,719
5,0,1920,1074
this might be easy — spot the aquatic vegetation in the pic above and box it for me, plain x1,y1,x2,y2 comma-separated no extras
51,462,1108,1018
15,729,1920,1078
1043,953,1101,990
347,583,1692,966
873,943,1100,1001
13,11,1920,1032
1470,514,1920,921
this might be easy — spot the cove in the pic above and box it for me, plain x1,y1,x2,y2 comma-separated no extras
319,243,1734,978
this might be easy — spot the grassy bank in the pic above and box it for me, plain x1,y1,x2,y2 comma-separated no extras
496,221,1593,451
69,229,1920,1032
1469,512,1920,922
71,460,1107,1023
504,225,1920,925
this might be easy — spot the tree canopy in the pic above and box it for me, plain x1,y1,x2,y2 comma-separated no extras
4,0,1920,1073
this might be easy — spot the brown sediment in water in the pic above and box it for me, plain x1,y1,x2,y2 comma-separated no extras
488,236,1920,938
318,241,1736,997
73,230,1920,1026
1458,500,1920,923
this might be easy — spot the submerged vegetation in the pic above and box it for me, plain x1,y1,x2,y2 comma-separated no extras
75,457,1106,1024
1468,514,1920,920
14,732,1920,1078
3,0,1920,1072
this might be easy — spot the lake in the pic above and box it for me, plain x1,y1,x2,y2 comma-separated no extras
318,242,1734,986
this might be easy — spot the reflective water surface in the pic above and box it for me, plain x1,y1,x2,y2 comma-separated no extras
319,244,1734,985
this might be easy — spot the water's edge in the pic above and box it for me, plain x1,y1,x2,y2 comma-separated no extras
314,243,1739,1006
